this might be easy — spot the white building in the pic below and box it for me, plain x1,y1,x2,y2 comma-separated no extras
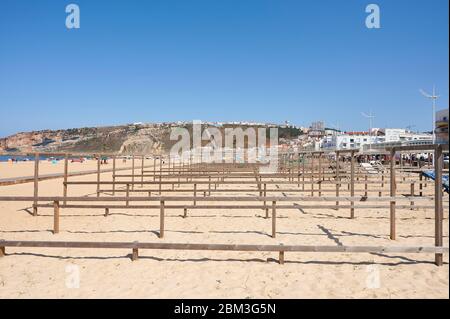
381,128,432,144
322,129,432,150
436,108,449,145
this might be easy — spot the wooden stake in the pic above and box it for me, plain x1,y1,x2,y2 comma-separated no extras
96,155,101,197
272,201,276,238
126,184,130,206
141,155,145,187
434,146,443,266
131,156,135,190
160,200,165,238
279,250,285,265
132,247,139,261
33,153,39,216
335,151,340,210
63,154,68,205
350,151,355,218
112,156,116,195
53,200,60,234
390,149,396,240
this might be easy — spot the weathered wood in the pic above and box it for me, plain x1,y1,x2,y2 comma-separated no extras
336,152,340,209
419,174,423,196
390,149,396,240
96,156,101,197
350,151,355,218
0,246,5,257
63,154,68,205
33,153,39,216
132,247,139,261
160,200,165,238
272,201,276,238
435,145,444,266
141,156,145,187
33,203,436,210
53,200,60,234
0,195,434,202
112,156,116,195
131,156,135,190
126,184,130,206
279,250,284,264
0,240,447,254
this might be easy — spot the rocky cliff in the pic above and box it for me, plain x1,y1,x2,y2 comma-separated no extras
0,123,304,154
0,124,174,155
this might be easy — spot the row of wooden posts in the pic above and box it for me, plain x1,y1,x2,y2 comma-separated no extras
4,145,449,266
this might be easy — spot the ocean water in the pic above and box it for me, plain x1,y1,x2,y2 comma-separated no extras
0,155,63,162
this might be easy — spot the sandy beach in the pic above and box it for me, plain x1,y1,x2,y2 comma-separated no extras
0,161,448,299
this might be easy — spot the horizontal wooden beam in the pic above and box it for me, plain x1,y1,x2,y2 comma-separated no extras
34,204,436,210
0,195,434,202
1,240,447,254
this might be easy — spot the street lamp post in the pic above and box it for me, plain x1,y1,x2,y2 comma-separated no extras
420,86,440,145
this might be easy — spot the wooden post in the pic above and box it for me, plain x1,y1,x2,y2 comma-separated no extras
302,154,305,190
63,154,68,205
279,250,285,265
183,207,187,218
350,151,355,218
335,152,340,210
410,183,415,209
53,200,60,234
194,183,197,206
264,183,268,218
155,174,160,194
434,146,443,266
153,157,156,181
131,156,135,190
141,155,145,187
390,149,396,240
104,208,110,217
160,200,165,238
0,246,4,257
208,175,211,196
311,154,314,196
33,153,39,216
168,155,171,175
364,175,368,197
126,184,130,206
132,248,139,261
112,156,116,195
419,174,423,196
96,155,101,197
318,153,322,182
272,201,276,238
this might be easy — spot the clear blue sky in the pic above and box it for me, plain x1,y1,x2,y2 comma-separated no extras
0,0,448,137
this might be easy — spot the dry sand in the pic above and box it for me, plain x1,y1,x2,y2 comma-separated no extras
0,161,448,298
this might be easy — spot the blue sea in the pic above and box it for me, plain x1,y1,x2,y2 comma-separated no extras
0,155,63,162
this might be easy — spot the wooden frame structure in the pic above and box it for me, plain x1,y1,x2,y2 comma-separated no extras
0,145,448,265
